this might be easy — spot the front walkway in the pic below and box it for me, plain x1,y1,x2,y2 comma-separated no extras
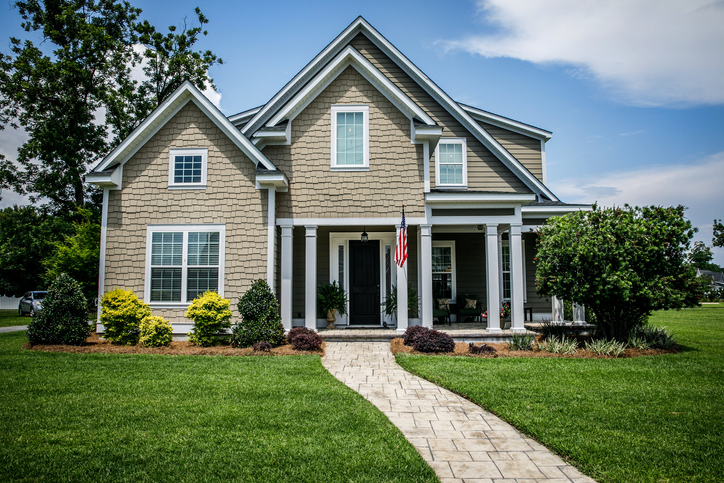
322,342,595,483
0,325,27,333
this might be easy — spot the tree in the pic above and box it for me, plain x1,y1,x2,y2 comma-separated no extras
27,273,90,346
688,241,721,272
714,219,724,248
535,204,703,341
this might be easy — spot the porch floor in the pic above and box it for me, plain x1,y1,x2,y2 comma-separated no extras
317,323,536,342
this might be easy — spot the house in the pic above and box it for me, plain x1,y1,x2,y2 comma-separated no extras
87,17,590,335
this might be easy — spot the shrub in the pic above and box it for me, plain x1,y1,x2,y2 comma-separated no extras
231,279,285,348
27,273,90,346
509,333,535,351
403,325,430,346
537,320,569,339
291,332,323,351
252,341,273,352
287,326,315,344
186,291,232,347
469,342,496,354
411,329,455,353
100,288,152,345
537,335,578,354
138,315,173,348
585,338,627,356
628,324,677,349
627,335,652,350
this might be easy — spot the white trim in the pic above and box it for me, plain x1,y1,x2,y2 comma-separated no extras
168,148,208,189
434,138,467,188
305,225,317,331
267,188,276,291
331,104,369,170
280,226,294,331
276,217,427,226
432,241,457,303
426,193,536,204
143,224,226,307
460,104,552,141
255,172,289,191
485,225,502,333
419,225,432,328
521,204,593,214
96,188,109,324
228,106,263,125
499,239,527,304
422,141,431,193
540,140,547,185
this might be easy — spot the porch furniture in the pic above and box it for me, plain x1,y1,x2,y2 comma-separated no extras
434,298,451,325
457,294,482,323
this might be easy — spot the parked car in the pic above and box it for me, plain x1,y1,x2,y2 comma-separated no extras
18,291,46,317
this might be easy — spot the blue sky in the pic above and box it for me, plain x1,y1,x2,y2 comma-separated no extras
2,0,723,263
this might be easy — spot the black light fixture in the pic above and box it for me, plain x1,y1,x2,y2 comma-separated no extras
360,226,369,243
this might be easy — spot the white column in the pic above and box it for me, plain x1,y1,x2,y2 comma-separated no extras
396,223,409,334
485,224,501,333
266,188,276,292
420,224,433,328
305,225,317,331
97,188,109,326
573,303,586,325
509,224,526,333
280,225,293,331
552,296,564,324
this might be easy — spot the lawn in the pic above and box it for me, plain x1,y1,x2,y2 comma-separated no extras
0,332,437,483
397,307,724,483
0,309,27,328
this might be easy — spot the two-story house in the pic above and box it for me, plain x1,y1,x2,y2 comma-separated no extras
87,17,589,335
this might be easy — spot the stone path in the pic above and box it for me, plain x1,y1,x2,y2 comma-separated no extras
0,325,27,333
322,341,596,483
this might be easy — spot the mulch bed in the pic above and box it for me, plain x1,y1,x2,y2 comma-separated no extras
23,332,324,356
390,337,679,359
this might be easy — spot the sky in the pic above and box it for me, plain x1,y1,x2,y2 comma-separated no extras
1,0,723,264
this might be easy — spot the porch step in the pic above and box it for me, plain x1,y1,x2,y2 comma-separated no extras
317,326,536,343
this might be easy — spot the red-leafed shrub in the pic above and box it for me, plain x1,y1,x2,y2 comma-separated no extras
411,329,455,353
403,325,430,346
287,326,316,344
252,341,273,352
291,333,323,351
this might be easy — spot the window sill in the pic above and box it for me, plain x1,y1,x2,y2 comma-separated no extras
148,302,191,309
168,185,207,190
435,185,468,190
331,166,369,172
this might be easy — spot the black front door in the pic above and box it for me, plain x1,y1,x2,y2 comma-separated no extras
349,240,380,325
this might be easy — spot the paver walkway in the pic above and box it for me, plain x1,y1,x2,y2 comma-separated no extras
322,341,596,483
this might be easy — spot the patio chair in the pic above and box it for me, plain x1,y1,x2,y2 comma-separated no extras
457,294,482,322
433,298,451,325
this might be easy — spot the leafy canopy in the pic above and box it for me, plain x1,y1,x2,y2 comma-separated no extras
27,273,90,346
535,204,703,341
714,219,724,248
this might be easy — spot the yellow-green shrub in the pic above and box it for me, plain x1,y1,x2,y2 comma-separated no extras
185,291,232,347
139,315,173,347
100,288,152,345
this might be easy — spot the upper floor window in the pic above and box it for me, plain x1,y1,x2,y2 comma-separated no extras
435,138,467,188
168,148,208,189
331,105,369,170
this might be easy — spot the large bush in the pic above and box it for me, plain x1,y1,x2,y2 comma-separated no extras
186,291,232,347
100,288,152,345
230,279,285,348
403,325,429,346
138,315,173,348
27,273,90,346
536,204,703,341
411,328,455,353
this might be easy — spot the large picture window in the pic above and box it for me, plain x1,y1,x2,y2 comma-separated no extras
435,138,467,188
145,225,225,305
168,148,208,189
432,241,456,301
331,105,369,170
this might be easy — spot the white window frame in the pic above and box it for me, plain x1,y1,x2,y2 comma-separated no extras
432,241,456,302
168,148,208,189
144,224,226,307
330,105,369,171
499,240,527,303
435,138,467,188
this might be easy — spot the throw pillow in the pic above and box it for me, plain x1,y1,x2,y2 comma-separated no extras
465,298,477,309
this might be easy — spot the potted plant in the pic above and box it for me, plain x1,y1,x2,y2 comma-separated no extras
317,281,347,329
381,284,419,324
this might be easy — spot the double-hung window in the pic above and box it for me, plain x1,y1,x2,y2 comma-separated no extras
145,225,225,305
435,138,467,188
331,105,369,170
432,241,456,301
500,241,526,303
168,148,208,189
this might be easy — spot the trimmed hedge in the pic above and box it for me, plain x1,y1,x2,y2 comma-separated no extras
231,280,285,348
27,273,90,346
138,315,173,347
186,291,232,347
100,288,151,345
291,332,323,351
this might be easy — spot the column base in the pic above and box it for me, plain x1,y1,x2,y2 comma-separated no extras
396,328,407,335
487,327,503,334
510,328,527,333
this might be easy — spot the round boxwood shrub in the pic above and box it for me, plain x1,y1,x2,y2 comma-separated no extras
291,332,323,351
100,288,152,345
138,315,173,348
230,279,285,348
403,325,430,346
186,291,233,347
27,273,90,346
411,328,455,353
287,326,316,344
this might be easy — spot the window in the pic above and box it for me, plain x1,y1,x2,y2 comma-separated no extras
432,241,456,301
500,241,526,303
168,148,208,189
331,105,369,170
435,138,467,187
145,225,225,305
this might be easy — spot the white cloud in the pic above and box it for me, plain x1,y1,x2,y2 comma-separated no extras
549,151,724,264
443,0,724,106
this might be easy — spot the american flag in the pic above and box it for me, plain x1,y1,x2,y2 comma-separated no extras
396,207,407,267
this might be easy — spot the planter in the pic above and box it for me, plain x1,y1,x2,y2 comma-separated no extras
326,309,337,329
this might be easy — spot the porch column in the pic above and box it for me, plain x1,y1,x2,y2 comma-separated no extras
485,224,501,333
396,223,408,334
552,296,564,323
420,224,433,328
305,225,317,331
280,225,293,331
509,224,526,333
266,188,276,292
573,303,586,325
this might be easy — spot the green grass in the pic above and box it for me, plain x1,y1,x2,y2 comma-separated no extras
0,309,28,328
396,307,724,483
0,333,437,482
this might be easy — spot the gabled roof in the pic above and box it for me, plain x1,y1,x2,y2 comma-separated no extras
460,104,552,141
92,81,277,177
240,16,559,201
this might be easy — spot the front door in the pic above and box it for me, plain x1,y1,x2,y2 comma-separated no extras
349,240,380,325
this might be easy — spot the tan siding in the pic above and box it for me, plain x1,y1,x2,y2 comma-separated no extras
350,34,530,193
478,121,543,182
105,101,267,324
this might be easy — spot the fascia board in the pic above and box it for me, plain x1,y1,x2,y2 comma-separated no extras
426,192,537,204
267,46,435,127
460,104,552,141
86,166,121,188
522,205,593,215
229,106,262,124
